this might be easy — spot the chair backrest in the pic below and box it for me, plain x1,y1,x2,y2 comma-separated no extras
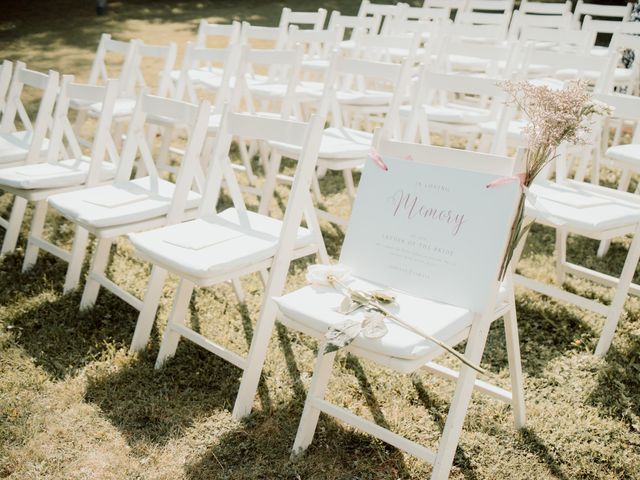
442,21,508,45
423,0,468,22
46,76,120,183
0,60,13,119
357,0,409,35
240,22,288,50
520,45,614,90
519,0,571,15
327,11,378,46
1,62,59,163
405,70,509,146
174,43,241,111
573,0,633,26
593,91,640,144
286,25,339,62
583,15,640,36
328,55,412,139
127,41,177,98
87,34,138,94
115,94,211,204
436,38,520,77
340,134,520,312
196,20,242,47
508,10,573,41
353,31,421,63
235,45,303,118
279,7,327,31
519,26,596,54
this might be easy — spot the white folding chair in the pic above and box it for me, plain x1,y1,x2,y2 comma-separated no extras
327,11,377,54
356,0,409,35
71,34,137,132
279,7,328,32
573,0,633,28
0,63,59,255
435,35,520,77
600,32,640,94
195,20,242,48
0,60,13,122
455,0,514,42
403,70,509,152
507,10,573,42
286,25,340,77
239,22,288,50
128,111,328,422
0,78,119,291
276,135,525,479
47,94,210,309
517,25,596,55
266,55,412,226
514,93,640,356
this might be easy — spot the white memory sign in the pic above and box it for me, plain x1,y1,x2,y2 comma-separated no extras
340,156,520,312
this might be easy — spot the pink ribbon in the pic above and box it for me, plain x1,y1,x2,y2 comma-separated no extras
486,172,526,190
369,148,388,171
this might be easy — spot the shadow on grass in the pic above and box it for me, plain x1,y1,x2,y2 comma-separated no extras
84,343,242,449
588,332,640,426
515,428,570,480
0,248,139,380
185,405,416,479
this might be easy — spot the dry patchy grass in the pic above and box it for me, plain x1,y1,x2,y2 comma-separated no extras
2,1,640,479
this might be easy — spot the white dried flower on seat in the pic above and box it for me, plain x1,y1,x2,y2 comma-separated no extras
362,312,388,339
305,264,352,287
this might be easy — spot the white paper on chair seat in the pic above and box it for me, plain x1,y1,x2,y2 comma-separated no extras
340,156,520,312
83,187,149,208
162,219,244,250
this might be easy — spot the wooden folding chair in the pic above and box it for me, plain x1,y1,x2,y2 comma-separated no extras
0,63,59,255
46,94,210,307
275,134,525,479
0,60,13,122
0,78,119,291
127,110,328,423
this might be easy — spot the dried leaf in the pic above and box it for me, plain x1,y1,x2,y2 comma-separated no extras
371,289,396,304
323,319,362,354
336,295,360,314
362,313,388,339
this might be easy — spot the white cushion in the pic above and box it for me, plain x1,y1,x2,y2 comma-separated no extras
0,131,49,165
0,157,116,190
527,180,640,231
270,127,372,160
424,103,492,124
275,276,474,361
606,144,640,167
129,209,313,279
89,97,136,118
335,89,392,106
48,176,200,229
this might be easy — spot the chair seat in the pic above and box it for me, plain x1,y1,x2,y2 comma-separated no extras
606,144,640,167
48,176,201,229
170,66,225,83
527,180,640,232
335,89,393,106
129,209,313,280
479,119,527,139
0,157,116,190
0,131,50,165
422,103,492,124
555,67,632,83
270,127,372,160
275,276,475,361
89,97,136,118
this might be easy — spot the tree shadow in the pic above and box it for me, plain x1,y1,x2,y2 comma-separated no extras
183,400,416,479
515,428,571,480
588,332,640,426
0,248,139,380
84,343,241,449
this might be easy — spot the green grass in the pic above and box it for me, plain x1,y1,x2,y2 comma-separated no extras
2,1,640,478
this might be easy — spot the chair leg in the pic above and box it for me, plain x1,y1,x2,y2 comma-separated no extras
22,200,47,272
598,169,632,257
1,196,28,255
80,237,113,310
595,227,640,356
555,229,567,284
231,277,246,304
291,347,337,456
63,226,90,294
343,169,356,199
155,278,194,368
431,319,490,480
130,265,168,353
503,302,526,429
258,151,283,216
